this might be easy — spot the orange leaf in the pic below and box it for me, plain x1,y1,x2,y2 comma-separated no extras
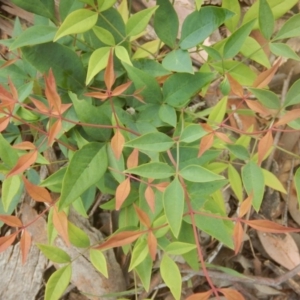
145,185,155,212
275,109,300,127
95,230,143,250
245,99,273,116
48,119,62,146
12,141,36,150
104,49,115,91
154,181,169,192
44,69,61,113
0,233,17,253
147,231,157,261
127,148,139,169
30,97,49,114
214,131,233,144
0,214,22,227
252,58,281,88
0,84,14,102
198,133,214,157
20,230,32,264
227,73,243,97
112,81,132,97
8,78,18,100
0,116,10,132
23,176,53,203
84,91,108,101
186,291,213,300
239,194,253,218
258,131,273,165
134,204,151,228
7,150,38,178
220,288,245,300
111,129,125,160
52,206,70,246
115,178,131,210
244,219,300,233
233,222,244,255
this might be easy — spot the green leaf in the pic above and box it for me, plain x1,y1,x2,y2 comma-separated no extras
126,132,174,152
163,177,184,237
129,239,149,271
92,26,115,45
163,72,214,108
222,0,241,32
97,0,116,12
162,49,193,73
0,134,18,168
208,96,227,124
45,265,72,300
259,0,274,40
90,249,108,278
242,161,265,211
180,7,234,49
70,92,112,141
262,168,286,193
68,222,90,248
133,59,170,77
270,43,300,61
226,144,250,160
122,63,162,104
115,45,132,66
158,104,177,127
248,88,280,109
165,242,196,255
223,20,255,59
284,79,300,108
59,0,84,21
154,0,178,48
10,25,56,50
274,13,300,40
11,0,56,21
2,175,22,212
160,254,181,300
228,164,243,201
60,143,108,209
180,124,208,143
40,167,66,192
107,144,125,184
126,6,158,37
22,43,85,92
135,254,152,292
54,9,98,41
294,167,300,206
126,162,174,179
86,47,110,84
180,165,225,183
36,244,71,263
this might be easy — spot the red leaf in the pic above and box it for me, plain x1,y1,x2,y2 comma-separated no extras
23,176,53,203
112,81,132,96
198,133,214,157
275,109,300,127
12,141,36,150
0,84,14,102
0,214,22,227
111,129,125,160
127,148,139,169
154,181,169,192
115,178,131,210
215,132,233,144
220,288,245,300
48,119,62,146
52,206,70,246
8,78,18,100
30,97,49,114
258,131,273,165
84,91,108,101
0,233,17,253
239,194,253,218
252,58,281,88
20,230,32,264
227,73,244,97
134,204,151,228
44,69,61,113
245,99,273,116
104,49,115,91
7,150,38,178
0,116,10,132
144,185,155,212
95,230,143,250
233,222,244,255
147,231,157,261
186,291,213,300
244,219,300,233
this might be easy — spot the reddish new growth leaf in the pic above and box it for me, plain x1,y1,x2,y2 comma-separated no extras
147,231,157,261
115,177,131,210
214,132,233,144
220,288,245,300
95,230,143,250
245,99,274,117
233,221,244,255
154,181,169,192
111,129,125,160
274,109,300,127
186,290,212,300
257,131,273,165
145,185,155,212
239,194,253,218
23,176,53,203
198,133,214,157
0,232,17,253
244,219,300,233
104,49,116,91
20,230,32,264
52,206,70,246
227,73,244,97
0,214,22,227
12,141,36,150
127,148,139,169
134,204,151,228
